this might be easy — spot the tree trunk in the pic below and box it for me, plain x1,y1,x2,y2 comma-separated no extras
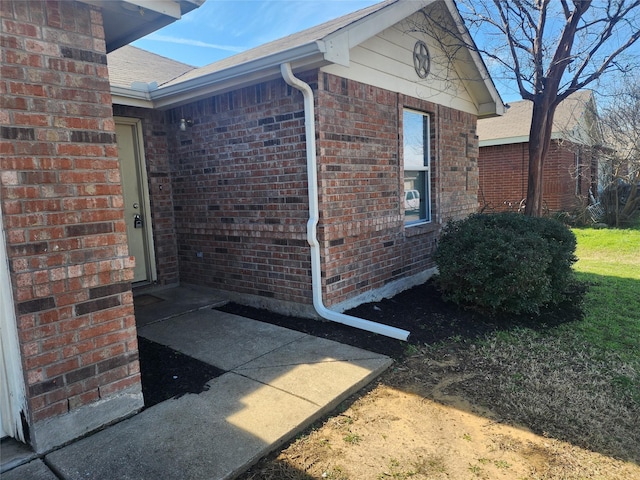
524,98,558,216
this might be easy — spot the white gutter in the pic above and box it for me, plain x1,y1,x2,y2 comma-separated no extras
110,85,154,109
280,63,410,342
150,43,326,108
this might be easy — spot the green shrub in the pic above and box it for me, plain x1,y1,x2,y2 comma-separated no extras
434,213,577,315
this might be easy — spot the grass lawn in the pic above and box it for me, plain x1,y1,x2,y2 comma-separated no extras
571,224,640,361
458,222,640,461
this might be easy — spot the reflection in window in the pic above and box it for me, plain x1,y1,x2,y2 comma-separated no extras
403,109,430,225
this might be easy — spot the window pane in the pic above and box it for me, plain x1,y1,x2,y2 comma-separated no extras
403,111,427,169
403,109,430,225
404,171,428,223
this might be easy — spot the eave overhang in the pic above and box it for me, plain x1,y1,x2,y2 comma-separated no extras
479,132,567,148
81,0,204,53
110,0,505,117
150,42,329,109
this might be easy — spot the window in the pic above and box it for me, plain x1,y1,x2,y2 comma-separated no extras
403,109,431,225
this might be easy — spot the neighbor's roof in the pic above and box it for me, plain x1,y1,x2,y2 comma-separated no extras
478,90,594,146
107,45,195,89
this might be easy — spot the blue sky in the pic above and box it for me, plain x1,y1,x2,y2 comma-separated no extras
133,0,379,67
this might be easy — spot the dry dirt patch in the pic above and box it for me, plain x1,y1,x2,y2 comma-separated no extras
241,378,639,480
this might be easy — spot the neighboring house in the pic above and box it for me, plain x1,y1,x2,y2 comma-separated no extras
1,0,503,453
477,90,601,213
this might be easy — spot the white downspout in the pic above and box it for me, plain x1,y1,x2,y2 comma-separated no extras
280,63,410,341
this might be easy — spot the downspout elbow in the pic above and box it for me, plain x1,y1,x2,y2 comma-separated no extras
280,63,410,342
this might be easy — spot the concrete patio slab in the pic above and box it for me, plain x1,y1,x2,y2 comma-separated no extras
1,459,58,480
134,284,227,327
45,362,370,480
238,357,391,407
235,334,382,369
138,309,307,371
0,437,37,473
7,286,393,480
235,335,392,405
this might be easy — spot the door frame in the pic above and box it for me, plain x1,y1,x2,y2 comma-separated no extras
115,117,157,284
0,208,27,442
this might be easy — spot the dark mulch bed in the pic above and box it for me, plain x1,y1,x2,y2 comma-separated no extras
216,279,583,360
138,279,583,406
138,336,225,408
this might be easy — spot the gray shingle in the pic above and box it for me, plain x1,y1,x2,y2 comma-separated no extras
478,90,593,143
107,45,195,88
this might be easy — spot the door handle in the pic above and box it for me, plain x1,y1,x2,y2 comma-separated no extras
133,214,143,229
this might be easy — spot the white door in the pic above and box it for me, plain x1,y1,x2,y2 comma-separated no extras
0,207,27,441
115,120,156,284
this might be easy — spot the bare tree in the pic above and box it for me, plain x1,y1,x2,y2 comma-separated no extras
411,0,640,216
598,79,640,225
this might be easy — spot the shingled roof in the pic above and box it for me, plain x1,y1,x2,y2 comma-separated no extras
163,0,398,87
108,0,503,115
478,90,595,146
107,45,195,89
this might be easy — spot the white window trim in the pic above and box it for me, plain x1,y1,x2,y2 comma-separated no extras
403,109,431,226
1,209,27,442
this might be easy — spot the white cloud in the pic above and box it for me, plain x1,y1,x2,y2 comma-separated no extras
145,34,245,53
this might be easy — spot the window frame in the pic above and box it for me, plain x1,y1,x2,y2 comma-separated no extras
402,108,431,226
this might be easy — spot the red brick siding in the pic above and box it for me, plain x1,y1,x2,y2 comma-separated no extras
112,105,179,286
316,75,398,305
156,71,479,310
317,74,479,306
479,140,592,212
1,0,139,425
167,76,312,304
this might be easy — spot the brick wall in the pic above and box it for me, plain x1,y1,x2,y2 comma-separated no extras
316,74,402,306
112,105,179,286
161,70,479,311
1,0,140,447
167,76,312,307
478,143,528,210
317,73,479,306
479,140,591,212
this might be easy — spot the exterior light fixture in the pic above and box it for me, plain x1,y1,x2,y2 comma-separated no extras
179,118,193,131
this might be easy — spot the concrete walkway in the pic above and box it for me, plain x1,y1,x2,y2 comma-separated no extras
3,288,392,480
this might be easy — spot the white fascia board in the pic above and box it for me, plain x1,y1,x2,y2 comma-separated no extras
323,0,434,66
110,85,154,108
479,132,565,147
484,100,506,117
478,101,506,117
180,0,206,14
149,43,326,109
479,135,529,147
